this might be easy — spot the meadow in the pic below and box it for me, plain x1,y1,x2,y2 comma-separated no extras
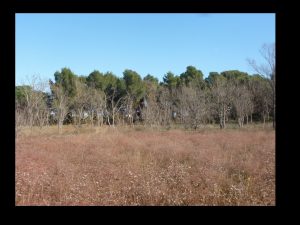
15,125,275,206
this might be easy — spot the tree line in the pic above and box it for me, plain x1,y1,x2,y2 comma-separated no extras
15,44,275,133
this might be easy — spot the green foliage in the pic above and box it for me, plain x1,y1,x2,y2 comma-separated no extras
78,75,87,84
144,74,159,86
15,85,31,100
249,74,265,82
103,72,119,94
163,72,180,89
17,64,276,129
180,66,204,88
86,70,105,90
116,78,127,99
208,72,228,87
220,70,249,85
123,69,146,100
144,74,159,97
54,67,77,98
205,72,220,86
15,85,32,107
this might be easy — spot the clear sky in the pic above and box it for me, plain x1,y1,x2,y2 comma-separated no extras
16,13,275,85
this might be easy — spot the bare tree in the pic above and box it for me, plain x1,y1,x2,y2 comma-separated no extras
177,86,209,129
211,77,234,129
18,75,49,130
245,91,255,124
15,103,27,135
99,93,108,127
51,83,68,134
86,88,96,127
247,43,275,128
72,80,89,127
86,88,106,127
141,92,161,127
232,85,252,127
247,76,273,127
121,92,135,126
156,87,172,127
258,82,273,127
141,80,161,127
107,88,125,127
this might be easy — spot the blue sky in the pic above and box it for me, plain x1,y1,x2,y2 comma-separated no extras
16,13,275,85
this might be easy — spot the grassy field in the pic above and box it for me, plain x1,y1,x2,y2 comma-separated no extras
15,125,275,206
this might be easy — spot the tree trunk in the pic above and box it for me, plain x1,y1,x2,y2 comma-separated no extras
112,110,115,127
273,114,275,129
97,115,100,127
107,115,111,126
223,105,226,129
91,111,94,127
273,99,275,129
238,117,243,128
58,119,63,134
273,79,275,129
220,118,224,129
250,114,253,124
220,114,224,129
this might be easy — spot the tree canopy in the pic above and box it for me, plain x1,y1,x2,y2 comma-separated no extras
16,61,275,130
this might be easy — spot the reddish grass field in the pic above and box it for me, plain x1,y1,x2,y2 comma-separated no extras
16,126,275,205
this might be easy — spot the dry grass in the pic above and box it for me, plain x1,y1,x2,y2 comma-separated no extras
16,125,275,206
